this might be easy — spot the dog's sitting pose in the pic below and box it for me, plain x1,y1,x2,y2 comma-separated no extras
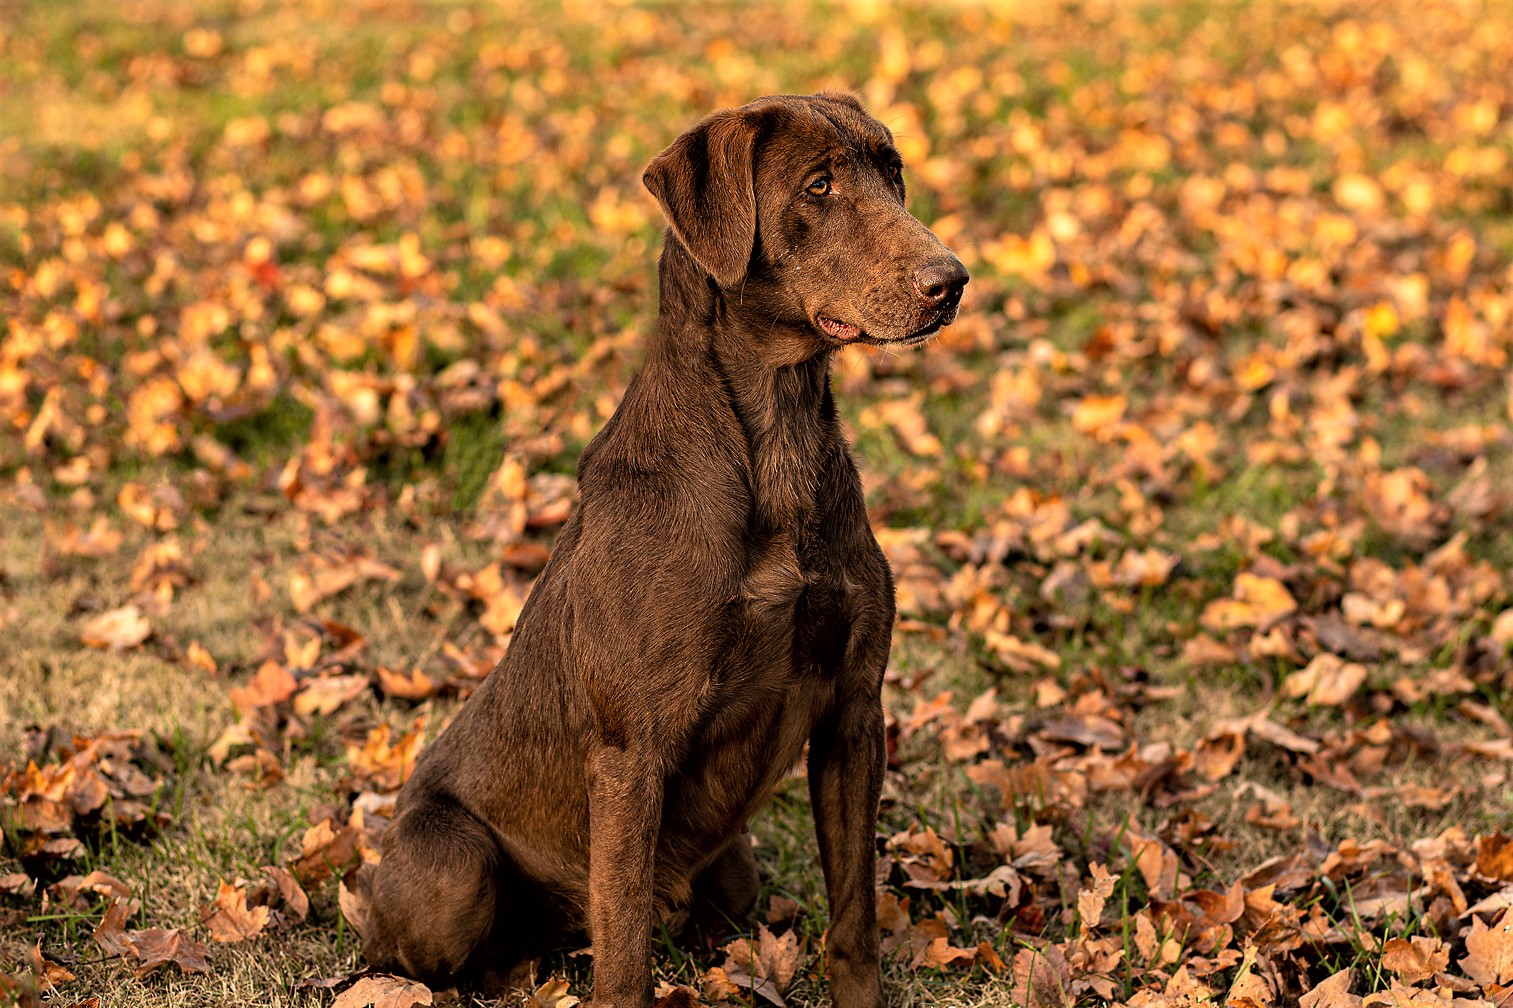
363,92,968,1008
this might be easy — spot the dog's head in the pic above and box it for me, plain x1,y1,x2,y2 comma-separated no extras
643,92,968,349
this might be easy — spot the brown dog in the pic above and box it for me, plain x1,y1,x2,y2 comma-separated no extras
362,92,967,1008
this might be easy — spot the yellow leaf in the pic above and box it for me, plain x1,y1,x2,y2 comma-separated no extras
1332,173,1385,213
1200,574,1296,631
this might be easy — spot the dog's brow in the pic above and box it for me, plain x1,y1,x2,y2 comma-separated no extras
796,152,842,178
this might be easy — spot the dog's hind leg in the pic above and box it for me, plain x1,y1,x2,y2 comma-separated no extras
364,795,502,986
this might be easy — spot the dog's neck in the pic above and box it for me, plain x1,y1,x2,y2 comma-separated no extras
652,237,840,534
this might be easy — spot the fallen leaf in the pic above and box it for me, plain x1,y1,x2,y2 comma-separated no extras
1077,863,1117,933
1010,943,1072,1008
1461,909,1513,986
129,928,211,977
92,898,135,958
527,977,579,1008
79,606,151,650
263,866,310,923
200,880,270,943
1381,936,1448,984
1283,653,1367,707
1299,969,1361,1008
292,673,370,716
1201,574,1297,632
332,974,433,1008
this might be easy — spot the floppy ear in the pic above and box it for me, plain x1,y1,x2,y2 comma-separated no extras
642,110,758,288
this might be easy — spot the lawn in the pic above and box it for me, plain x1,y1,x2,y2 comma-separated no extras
3,0,1513,1006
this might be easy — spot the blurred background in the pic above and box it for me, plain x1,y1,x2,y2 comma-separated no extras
3,1,1513,1005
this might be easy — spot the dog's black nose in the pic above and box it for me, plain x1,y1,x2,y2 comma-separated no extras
912,256,969,308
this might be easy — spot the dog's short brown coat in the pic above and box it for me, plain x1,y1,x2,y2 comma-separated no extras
363,93,967,1008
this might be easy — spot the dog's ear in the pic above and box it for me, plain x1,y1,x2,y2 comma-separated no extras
643,110,758,288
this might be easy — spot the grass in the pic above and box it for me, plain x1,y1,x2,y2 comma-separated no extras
5,0,1513,1004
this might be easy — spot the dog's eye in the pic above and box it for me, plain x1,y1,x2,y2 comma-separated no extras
889,162,903,182
805,177,832,196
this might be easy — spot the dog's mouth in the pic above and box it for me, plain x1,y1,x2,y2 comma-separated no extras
817,302,958,347
817,315,864,343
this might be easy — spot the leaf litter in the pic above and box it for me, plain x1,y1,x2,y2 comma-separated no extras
3,0,1513,1004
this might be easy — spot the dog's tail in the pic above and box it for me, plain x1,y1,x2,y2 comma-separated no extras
363,795,502,985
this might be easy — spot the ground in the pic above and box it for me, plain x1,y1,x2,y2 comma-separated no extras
2,1,1513,1006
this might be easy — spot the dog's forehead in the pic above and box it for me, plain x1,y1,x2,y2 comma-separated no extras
748,95,896,170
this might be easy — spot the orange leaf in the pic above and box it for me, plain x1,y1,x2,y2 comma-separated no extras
1201,574,1296,632
1380,936,1448,985
1461,909,1513,986
1072,394,1127,438
200,880,270,943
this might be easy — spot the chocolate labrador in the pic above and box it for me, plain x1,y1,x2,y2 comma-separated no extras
362,92,968,1008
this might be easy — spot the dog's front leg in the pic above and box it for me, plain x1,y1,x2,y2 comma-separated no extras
808,695,886,1008
586,740,663,1008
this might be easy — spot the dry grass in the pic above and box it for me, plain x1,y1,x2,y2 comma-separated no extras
5,0,1513,1004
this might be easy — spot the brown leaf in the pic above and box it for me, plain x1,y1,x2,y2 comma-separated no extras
27,942,74,991
701,966,743,1004
1077,863,1117,933
346,721,426,793
92,898,135,958
49,870,133,908
332,975,433,1008
1225,945,1271,1007
292,673,370,716
720,925,801,1001
1461,909,1513,986
199,880,270,943
229,661,299,713
185,640,218,674
1009,943,1072,1008
291,818,360,885
338,862,376,942
983,630,1062,672
914,936,979,969
263,866,309,923
1072,394,1127,437
1183,635,1238,668
652,983,700,1008
1248,717,1321,754
1478,834,1513,884
129,928,211,977
1299,970,1361,1008
1283,654,1367,707
766,895,801,926
1193,725,1247,781
376,666,440,700
1381,936,1448,984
